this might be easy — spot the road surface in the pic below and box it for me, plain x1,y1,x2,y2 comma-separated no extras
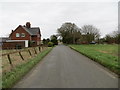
14,45,118,88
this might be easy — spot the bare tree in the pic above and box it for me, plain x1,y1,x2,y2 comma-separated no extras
81,25,100,43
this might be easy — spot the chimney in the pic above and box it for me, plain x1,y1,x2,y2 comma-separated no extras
26,22,31,28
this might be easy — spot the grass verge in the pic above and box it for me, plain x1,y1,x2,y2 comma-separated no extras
2,47,53,88
69,45,119,76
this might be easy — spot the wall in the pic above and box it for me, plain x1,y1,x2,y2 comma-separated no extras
2,41,25,49
10,26,31,40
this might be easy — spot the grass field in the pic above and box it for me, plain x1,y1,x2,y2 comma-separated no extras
2,47,53,88
69,44,119,75
2,47,42,74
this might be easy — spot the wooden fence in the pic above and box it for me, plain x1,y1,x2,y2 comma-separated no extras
2,46,47,74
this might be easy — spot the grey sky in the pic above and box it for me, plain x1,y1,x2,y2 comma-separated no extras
0,1,118,39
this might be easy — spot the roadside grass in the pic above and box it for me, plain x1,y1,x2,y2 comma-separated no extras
69,44,119,75
2,47,53,88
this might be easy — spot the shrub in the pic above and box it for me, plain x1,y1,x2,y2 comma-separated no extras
48,42,54,47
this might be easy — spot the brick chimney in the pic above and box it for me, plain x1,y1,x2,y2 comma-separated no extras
26,22,31,28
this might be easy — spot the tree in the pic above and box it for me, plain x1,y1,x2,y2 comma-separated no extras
105,30,120,44
105,34,113,44
99,38,106,44
42,38,50,45
50,35,58,45
112,30,120,44
42,38,47,45
57,22,81,44
81,25,100,43
46,38,50,43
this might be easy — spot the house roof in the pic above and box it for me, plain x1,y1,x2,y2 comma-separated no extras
22,26,41,36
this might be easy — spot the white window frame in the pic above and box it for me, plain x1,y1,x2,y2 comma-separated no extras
16,33,20,37
21,33,25,37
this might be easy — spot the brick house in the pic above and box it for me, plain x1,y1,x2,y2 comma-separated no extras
9,22,41,47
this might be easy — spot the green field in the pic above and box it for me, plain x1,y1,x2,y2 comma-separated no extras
69,44,119,75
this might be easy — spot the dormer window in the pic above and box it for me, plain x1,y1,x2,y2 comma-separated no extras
21,33,25,37
16,33,20,37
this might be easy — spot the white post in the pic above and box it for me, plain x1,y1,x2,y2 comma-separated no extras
25,40,28,47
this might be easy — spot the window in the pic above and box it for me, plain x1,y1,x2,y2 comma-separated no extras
21,33,25,37
16,33,20,37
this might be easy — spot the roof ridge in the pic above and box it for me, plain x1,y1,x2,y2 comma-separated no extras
21,26,40,35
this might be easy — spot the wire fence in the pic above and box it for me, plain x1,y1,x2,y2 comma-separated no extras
2,46,47,74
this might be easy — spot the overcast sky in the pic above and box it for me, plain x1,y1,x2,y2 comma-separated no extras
0,0,118,39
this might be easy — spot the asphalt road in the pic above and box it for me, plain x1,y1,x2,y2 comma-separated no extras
14,45,118,88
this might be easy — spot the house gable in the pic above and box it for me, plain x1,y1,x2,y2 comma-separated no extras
10,25,31,40
9,22,41,46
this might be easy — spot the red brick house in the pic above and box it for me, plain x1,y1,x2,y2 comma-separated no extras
9,22,41,47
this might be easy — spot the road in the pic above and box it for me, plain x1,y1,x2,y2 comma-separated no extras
14,45,118,88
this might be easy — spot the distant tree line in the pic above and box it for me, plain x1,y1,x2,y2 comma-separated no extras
57,22,119,44
99,30,120,44
42,35,58,47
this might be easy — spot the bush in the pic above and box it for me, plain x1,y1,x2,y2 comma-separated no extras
48,42,54,47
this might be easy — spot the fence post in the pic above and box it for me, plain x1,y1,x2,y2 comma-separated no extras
7,54,13,67
28,49,32,56
19,52,24,60
39,46,41,52
34,47,37,54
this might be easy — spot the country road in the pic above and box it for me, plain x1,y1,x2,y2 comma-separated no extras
14,45,118,88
